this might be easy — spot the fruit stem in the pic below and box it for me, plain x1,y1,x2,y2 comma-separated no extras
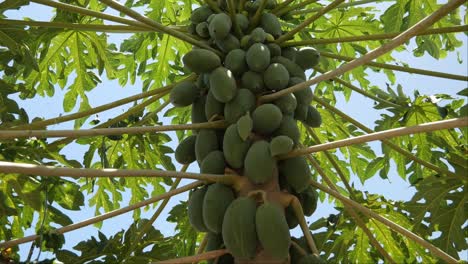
260,0,466,102
156,249,229,264
311,97,466,179
275,0,344,43
227,0,244,38
249,0,269,30
306,155,397,264
290,240,307,257
271,0,295,14
7,74,196,130
313,67,404,109
247,190,268,203
321,51,468,81
204,0,223,13
100,0,223,56
132,100,171,127
309,179,459,264
275,0,318,17
0,181,203,249
290,195,320,255
280,25,468,46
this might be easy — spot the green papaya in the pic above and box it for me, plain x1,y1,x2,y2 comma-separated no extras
201,151,226,174
271,56,306,80
267,43,281,57
266,0,277,8
240,34,252,49
303,105,322,127
215,34,240,53
188,186,209,232
192,95,208,124
206,232,223,252
210,67,237,103
252,104,283,135
223,123,252,169
260,13,282,38
246,43,271,72
237,113,253,141
285,205,299,229
175,135,197,164
224,49,247,76
298,254,327,264
196,22,210,38
203,183,235,233
273,115,300,145
274,93,297,115
299,186,318,216
244,0,259,13
224,89,256,124
256,202,290,260
170,81,199,107
244,140,277,184
290,77,313,105
205,90,224,120
222,197,258,260
241,70,265,94
279,156,310,193
270,135,293,156
209,13,232,40
281,47,297,62
263,63,290,90
188,23,196,35
183,49,221,73
289,237,307,263
250,27,266,43
236,13,249,32
294,103,308,121
191,5,213,24
207,13,216,24
295,48,320,70
195,129,219,165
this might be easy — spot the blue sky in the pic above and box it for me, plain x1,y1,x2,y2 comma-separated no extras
4,1,467,261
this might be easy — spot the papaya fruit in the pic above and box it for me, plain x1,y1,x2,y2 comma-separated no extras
298,254,327,264
290,237,308,263
279,156,311,193
263,63,290,90
246,43,271,72
183,49,221,73
192,95,208,124
260,13,282,38
299,186,318,216
201,151,226,174
223,123,252,169
266,0,277,9
285,205,299,229
191,5,213,24
207,13,216,24
206,232,223,252
217,254,235,264
215,34,240,53
169,81,199,107
203,183,235,233
273,115,301,145
209,67,237,103
241,70,265,94
271,56,306,80
244,0,259,13
224,49,247,76
175,135,197,164
252,104,283,135
195,129,219,165
188,23,196,35
205,90,224,120
244,140,277,184
303,105,322,127
196,22,210,38
236,13,249,32
270,135,293,157
274,93,297,115
222,197,258,260
294,103,308,121
209,13,232,40
107,120,127,140
290,77,313,105
250,27,266,43
237,113,253,141
281,47,297,62
188,186,209,232
256,202,290,260
295,47,320,70
224,89,255,124
267,43,281,57
240,34,252,49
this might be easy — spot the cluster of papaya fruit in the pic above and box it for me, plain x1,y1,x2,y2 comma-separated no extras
171,0,324,262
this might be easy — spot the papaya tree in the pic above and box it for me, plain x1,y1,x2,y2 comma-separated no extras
0,0,467,263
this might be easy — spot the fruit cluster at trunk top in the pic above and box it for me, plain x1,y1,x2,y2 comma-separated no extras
170,1,324,263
